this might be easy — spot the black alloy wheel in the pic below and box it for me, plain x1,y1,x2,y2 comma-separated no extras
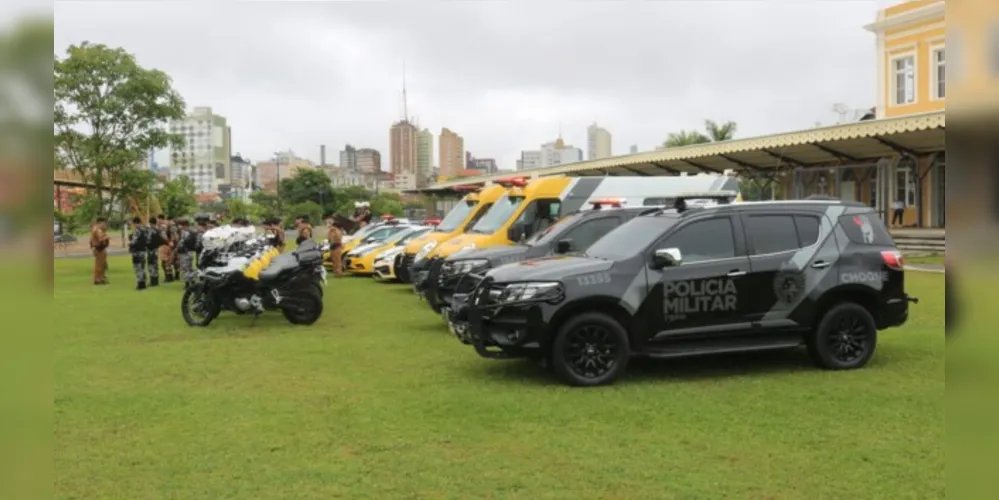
181,288,220,327
551,312,630,387
808,302,878,370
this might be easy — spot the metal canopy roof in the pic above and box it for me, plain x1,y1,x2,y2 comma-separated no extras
412,111,945,194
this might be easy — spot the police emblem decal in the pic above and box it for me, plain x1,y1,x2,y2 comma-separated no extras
773,262,807,305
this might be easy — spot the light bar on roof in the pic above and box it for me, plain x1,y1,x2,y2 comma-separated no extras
494,176,528,188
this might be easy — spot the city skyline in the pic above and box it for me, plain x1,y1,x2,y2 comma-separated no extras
55,1,882,173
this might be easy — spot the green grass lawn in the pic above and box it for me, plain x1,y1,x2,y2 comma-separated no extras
906,253,944,266
54,256,944,499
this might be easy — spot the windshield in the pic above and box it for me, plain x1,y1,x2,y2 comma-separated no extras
470,195,525,234
397,227,431,245
366,226,403,241
524,213,582,246
385,227,423,244
586,216,679,260
352,223,382,238
435,200,477,233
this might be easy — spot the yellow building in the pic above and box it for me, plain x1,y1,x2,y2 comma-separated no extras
865,0,947,228
867,0,946,119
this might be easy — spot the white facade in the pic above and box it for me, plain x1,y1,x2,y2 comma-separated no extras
518,150,543,171
329,167,367,188
541,140,583,168
395,172,418,191
168,106,230,195
587,123,612,160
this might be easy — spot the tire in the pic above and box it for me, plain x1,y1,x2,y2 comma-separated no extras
807,302,878,370
281,289,324,325
550,312,630,387
181,288,220,327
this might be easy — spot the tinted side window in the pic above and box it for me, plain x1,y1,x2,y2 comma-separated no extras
794,215,821,247
661,217,736,264
838,213,895,246
745,215,800,254
561,217,620,251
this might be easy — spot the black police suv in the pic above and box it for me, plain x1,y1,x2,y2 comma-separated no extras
454,198,917,387
432,205,662,332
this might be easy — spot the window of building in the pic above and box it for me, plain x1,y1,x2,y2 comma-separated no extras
896,166,916,206
892,54,916,105
931,46,946,99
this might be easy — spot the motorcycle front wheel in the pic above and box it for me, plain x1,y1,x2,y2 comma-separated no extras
281,289,324,326
181,288,221,327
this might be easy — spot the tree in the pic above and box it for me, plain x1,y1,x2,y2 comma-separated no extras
279,169,335,212
54,42,186,218
249,191,280,220
158,176,197,218
117,167,159,218
283,201,323,228
371,192,403,217
224,198,251,220
663,120,738,148
704,120,737,142
664,130,710,148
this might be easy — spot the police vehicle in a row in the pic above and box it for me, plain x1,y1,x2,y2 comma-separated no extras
449,194,918,386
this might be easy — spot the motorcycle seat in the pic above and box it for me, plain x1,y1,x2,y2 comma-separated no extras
260,253,300,281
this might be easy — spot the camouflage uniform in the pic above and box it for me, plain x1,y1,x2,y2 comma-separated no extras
176,226,197,282
128,225,149,290
145,226,160,287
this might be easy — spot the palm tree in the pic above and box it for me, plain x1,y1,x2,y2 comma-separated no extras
664,130,710,148
704,120,737,142
663,120,738,148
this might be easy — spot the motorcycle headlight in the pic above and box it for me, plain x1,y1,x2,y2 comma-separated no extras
493,281,564,305
444,258,490,277
415,240,438,261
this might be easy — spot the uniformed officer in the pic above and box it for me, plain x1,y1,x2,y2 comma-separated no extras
295,215,313,246
165,216,181,281
90,217,110,285
155,215,174,283
146,217,162,287
325,214,344,276
128,216,150,290
265,218,286,252
175,218,197,282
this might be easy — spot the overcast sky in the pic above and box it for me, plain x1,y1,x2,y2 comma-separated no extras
54,0,896,172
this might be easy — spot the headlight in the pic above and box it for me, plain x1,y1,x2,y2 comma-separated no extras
493,281,564,305
444,258,490,277
415,241,438,261
377,247,404,262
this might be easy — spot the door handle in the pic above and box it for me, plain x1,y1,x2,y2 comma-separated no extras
811,261,831,269
727,270,747,277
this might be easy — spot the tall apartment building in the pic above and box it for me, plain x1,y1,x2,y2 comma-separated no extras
356,148,382,174
587,123,612,160
517,150,543,171
168,106,232,194
339,145,358,171
390,120,418,176
229,154,252,201
416,128,433,188
438,127,465,178
541,137,583,167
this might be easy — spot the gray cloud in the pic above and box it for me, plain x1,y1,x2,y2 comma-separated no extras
55,0,882,172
